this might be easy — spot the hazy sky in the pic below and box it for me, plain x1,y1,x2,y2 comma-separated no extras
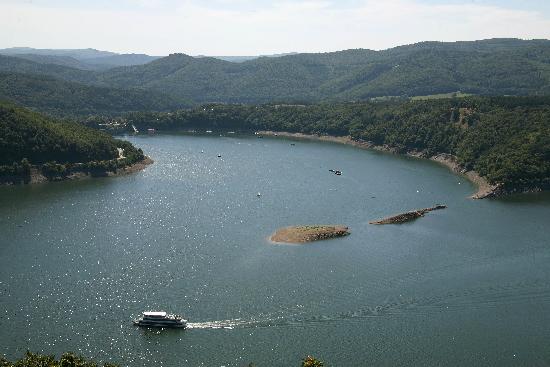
1,0,550,55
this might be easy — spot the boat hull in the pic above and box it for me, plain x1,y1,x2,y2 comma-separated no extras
133,320,187,328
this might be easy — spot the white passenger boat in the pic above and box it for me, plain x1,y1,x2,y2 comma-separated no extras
133,311,187,328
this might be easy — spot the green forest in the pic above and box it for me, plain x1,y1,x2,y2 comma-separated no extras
0,72,188,117
108,96,550,192
0,101,145,182
1,39,549,192
2,39,550,116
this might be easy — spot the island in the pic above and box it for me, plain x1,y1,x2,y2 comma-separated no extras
270,225,350,244
369,205,447,225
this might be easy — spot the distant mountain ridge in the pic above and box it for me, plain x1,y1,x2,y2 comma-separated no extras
0,47,161,70
197,52,299,63
0,47,299,67
1,39,550,114
93,39,550,103
0,47,117,59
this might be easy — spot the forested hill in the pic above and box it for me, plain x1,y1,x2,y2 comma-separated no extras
98,38,550,103
0,101,145,182
1,38,550,111
0,72,189,117
113,96,550,193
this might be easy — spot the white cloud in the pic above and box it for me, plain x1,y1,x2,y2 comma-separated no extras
0,0,549,55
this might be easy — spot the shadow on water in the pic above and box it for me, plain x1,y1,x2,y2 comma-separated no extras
0,174,123,206
492,191,550,206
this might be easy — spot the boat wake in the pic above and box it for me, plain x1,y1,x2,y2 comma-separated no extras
185,279,550,330
186,318,277,330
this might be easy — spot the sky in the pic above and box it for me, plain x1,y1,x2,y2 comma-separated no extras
1,0,550,56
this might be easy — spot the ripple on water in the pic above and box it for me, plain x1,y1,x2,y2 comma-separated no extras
1,134,550,366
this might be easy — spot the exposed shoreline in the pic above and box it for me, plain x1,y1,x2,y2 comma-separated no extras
270,225,350,244
1,157,154,186
370,205,447,225
257,131,500,199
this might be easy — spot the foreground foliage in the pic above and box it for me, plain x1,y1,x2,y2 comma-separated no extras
0,352,117,367
115,96,550,192
0,352,325,367
301,356,324,367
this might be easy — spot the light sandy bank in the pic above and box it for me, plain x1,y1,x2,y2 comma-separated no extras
257,131,499,199
270,225,350,244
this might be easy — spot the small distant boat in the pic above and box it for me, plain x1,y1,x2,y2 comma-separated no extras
228,131,235,134
257,192,261,197
133,311,187,328
335,170,342,176
217,154,222,158
206,130,213,133
147,128,155,134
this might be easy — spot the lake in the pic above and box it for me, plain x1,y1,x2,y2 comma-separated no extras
1,133,550,366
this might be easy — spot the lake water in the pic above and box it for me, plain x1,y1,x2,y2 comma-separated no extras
1,133,550,366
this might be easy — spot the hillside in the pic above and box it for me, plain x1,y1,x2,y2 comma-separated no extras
0,54,95,84
0,101,146,182
0,72,189,117
115,96,550,194
83,53,161,68
0,47,161,69
96,39,550,103
1,39,550,110
1,54,103,71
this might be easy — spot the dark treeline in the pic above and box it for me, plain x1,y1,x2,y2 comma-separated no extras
0,351,325,367
0,352,118,367
106,96,550,192
0,101,145,182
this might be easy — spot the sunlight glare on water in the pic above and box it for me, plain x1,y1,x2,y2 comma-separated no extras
0,133,549,366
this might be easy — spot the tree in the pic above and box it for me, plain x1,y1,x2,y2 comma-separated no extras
301,355,324,367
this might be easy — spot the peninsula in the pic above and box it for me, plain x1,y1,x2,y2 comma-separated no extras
0,102,151,185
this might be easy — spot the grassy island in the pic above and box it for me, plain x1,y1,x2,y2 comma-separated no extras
270,225,350,244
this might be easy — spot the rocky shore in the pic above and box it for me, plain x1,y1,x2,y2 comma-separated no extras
369,205,447,225
1,157,153,185
257,131,500,199
428,153,501,199
270,225,350,244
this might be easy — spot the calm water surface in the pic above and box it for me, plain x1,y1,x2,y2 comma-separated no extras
1,133,550,366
